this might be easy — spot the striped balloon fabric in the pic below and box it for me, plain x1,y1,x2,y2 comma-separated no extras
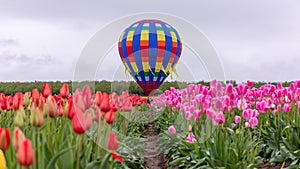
118,19,182,95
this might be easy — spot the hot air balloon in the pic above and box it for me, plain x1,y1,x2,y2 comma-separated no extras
118,19,182,96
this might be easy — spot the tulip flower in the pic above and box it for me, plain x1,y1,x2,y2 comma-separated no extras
57,104,64,116
82,85,93,110
13,127,25,151
234,116,241,123
237,84,247,96
107,132,118,151
31,88,40,106
186,133,196,143
0,149,6,169
72,111,93,134
13,92,24,110
30,106,44,127
0,128,10,151
95,91,102,106
14,108,25,127
249,117,258,129
283,103,290,112
168,125,176,134
42,82,52,98
67,97,75,119
60,83,70,99
100,92,111,113
45,96,57,117
105,108,116,124
0,97,7,110
17,139,34,167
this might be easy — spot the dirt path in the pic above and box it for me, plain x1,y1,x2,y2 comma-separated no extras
143,112,168,169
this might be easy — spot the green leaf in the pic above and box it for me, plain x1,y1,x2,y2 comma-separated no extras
46,146,74,169
99,153,111,169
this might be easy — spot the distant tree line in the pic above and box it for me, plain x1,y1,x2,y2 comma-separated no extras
0,80,293,96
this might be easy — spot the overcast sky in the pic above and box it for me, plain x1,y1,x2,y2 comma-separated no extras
0,0,300,82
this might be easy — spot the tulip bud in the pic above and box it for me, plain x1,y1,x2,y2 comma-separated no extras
57,104,64,116
0,149,6,169
60,83,70,99
17,139,34,167
105,108,115,124
67,97,75,119
168,125,176,134
30,106,44,127
0,128,10,151
13,127,25,151
72,112,93,134
13,92,24,110
82,85,92,110
95,91,102,106
0,96,7,110
42,83,52,98
100,93,111,113
31,88,40,106
24,92,31,108
107,132,118,151
45,96,57,118
14,107,25,128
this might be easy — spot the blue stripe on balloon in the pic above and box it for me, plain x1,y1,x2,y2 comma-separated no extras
149,20,157,85
132,20,146,85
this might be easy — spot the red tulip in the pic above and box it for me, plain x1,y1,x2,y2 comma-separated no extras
72,111,92,134
82,85,92,110
0,97,7,110
17,139,34,167
45,96,57,117
57,104,64,116
13,127,25,151
95,91,102,106
0,128,10,151
13,92,24,110
100,92,110,113
42,83,52,98
31,88,40,106
105,108,116,124
67,97,75,119
107,132,118,151
60,83,70,99
73,93,85,113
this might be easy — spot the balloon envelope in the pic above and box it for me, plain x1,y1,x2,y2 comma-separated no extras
118,19,182,95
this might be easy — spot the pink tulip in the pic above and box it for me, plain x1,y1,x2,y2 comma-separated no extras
234,116,241,123
168,126,176,134
186,133,196,143
283,103,290,112
249,117,258,129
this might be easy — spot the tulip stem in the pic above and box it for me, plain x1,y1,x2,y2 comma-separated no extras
76,135,83,169
32,128,37,169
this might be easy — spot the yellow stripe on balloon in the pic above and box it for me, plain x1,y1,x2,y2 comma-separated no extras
130,62,138,72
124,63,131,73
155,62,162,72
119,31,125,42
140,31,149,40
127,31,134,41
142,62,149,72
170,32,177,42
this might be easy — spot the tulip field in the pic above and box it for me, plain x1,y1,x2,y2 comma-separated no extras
0,81,300,169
